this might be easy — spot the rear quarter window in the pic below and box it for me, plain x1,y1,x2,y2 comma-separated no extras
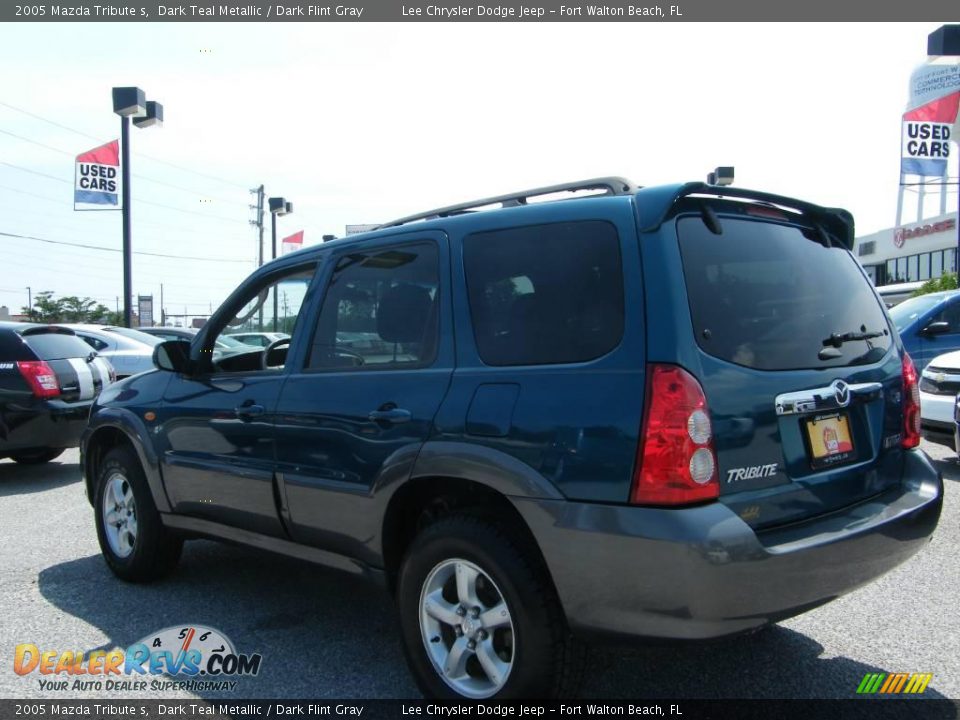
678,215,892,370
463,220,624,366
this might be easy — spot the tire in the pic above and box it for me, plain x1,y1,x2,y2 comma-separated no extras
10,448,65,464
94,446,182,582
397,513,584,699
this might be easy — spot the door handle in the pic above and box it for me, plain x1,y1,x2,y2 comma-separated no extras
368,407,412,424
234,403,265,419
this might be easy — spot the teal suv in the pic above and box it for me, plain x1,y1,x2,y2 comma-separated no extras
81,178,942,699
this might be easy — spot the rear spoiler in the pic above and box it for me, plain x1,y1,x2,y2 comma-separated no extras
635,182,855,251
19,325,77,337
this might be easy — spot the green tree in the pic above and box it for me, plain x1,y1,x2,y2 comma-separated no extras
21,291,121,324
23,291,62,322
911,273,958,298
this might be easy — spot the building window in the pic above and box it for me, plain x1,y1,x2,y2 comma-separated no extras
858,241,876,257
919,254,930,280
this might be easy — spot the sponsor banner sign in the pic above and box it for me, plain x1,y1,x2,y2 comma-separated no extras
74,140,120,208
281,230,304,255
138,295,154,327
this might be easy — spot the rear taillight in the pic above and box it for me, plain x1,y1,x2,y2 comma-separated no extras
902,352,921,449
16,360,61,399
631,364,720,505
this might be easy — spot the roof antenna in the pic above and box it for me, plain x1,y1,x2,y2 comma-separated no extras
706,166,735,186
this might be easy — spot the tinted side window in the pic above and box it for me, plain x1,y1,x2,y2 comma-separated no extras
78,335,108,351
308,243,440,370
463,221,624,366
933,299,960,331
678,216,893,370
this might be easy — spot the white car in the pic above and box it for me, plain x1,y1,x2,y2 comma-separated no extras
919,349,960,449
57,324,159,379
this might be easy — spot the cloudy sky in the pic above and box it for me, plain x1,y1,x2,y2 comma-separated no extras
0,22,956,321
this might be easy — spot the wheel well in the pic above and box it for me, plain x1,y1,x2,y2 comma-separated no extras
84,427,135,503
381,476,556,596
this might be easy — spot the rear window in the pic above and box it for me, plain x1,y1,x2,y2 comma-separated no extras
678,216,892,370
21,331,95,361
464,220,624,366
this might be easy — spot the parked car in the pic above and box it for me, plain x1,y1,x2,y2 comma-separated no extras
139,326,259,355
81,177,942,699
919,348,960,449
58,324,158,379
132,326,194,342
887,289,960,371
875,280,925,308
1,322,114,464
225,331,289,348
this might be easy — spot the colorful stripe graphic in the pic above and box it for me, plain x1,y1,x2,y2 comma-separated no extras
856,672,933,694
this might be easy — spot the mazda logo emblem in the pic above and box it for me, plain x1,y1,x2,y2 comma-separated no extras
832,379,850,407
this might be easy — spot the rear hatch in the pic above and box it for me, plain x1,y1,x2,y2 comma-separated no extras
675,205,904,530
20,327,113,403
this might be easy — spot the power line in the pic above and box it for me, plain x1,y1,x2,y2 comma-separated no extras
0,100,250,190
0,161,69,184
0,127,251,208
0,183,252,242
0,229,253,263
0,161,249,224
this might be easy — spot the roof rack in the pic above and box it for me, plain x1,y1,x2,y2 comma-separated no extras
377,176,638,229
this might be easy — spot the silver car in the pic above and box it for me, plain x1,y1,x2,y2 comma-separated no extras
57,325,159,379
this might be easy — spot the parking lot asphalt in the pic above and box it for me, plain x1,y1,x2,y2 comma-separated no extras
0,443,956,701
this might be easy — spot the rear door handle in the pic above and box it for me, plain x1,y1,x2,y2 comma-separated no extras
368,407,412,424
234,403,265,419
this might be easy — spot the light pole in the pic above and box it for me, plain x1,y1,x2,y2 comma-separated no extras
112,87,163,328
268,197,293,332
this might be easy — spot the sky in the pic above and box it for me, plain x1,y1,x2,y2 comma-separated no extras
0,21,957,322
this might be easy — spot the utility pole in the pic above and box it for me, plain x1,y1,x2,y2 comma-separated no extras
26,286,31,320
160,283,165,326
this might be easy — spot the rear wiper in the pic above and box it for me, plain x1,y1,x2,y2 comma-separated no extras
822,328,885,348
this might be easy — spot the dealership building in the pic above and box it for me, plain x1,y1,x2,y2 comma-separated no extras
855,210,959,286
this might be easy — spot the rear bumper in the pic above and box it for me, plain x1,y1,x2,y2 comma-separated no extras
0,399,92,455
920,389,955,425
513,450,942,642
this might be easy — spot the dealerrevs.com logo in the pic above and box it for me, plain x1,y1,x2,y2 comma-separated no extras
14,625,262,693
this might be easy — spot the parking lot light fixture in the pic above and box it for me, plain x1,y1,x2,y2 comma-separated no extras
268,197,293,331
112,86,163,328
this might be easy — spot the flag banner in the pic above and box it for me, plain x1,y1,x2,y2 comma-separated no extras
901,61,960,177
282,230,305,255
901,91,959,176
74,140,120,208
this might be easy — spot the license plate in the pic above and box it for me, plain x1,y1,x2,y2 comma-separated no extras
805,412,856,469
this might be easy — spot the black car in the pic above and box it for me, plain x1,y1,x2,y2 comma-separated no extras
1,322,115,464
82,178,942,699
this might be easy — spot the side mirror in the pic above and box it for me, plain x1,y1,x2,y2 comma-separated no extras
921,321,951,336
153,339,192,373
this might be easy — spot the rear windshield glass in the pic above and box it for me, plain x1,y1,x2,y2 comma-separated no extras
888,293,950,332
22,331,95,360
678,216,892,370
